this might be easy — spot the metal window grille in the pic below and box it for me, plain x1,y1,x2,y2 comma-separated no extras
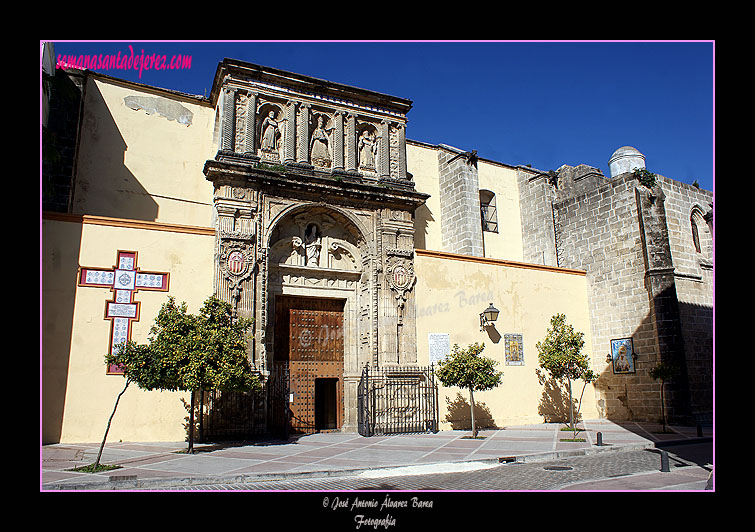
480,190,498,233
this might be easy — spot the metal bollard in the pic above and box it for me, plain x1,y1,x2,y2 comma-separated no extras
596,432,603,446
660,450,670,472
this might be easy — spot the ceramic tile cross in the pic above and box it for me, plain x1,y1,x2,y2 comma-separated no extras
78,250,170,374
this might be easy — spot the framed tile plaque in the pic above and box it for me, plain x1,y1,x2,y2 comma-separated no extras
610,337,636,374
504,333,524,365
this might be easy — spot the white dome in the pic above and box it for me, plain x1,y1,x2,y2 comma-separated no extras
608,146,645,178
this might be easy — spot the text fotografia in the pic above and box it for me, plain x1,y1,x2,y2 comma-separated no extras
324,494,433,529
56,45,192,79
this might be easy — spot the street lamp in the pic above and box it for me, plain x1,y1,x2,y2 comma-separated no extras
480,302,500,331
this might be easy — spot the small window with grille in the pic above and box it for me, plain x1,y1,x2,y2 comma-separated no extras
480,190,498,233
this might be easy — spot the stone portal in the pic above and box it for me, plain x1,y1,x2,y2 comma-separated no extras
204,59,429,434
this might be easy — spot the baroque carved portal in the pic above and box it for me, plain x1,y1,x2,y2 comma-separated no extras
206,59,429,433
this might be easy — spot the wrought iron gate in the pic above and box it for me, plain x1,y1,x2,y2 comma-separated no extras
357,365,439,436
197,364,289,442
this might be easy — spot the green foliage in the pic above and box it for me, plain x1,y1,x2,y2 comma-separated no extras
436,342,502,392
107,295,261,393
536,314,593,383
436,342,502,438
649,361,678,432
536,314,596,433
649,361,678,382
632,167,657,189
69,462,122,473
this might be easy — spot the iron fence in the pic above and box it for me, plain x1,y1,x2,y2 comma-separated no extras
358,365,439,437
197,365,289,442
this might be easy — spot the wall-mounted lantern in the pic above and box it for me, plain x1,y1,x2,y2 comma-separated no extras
480,302,500,331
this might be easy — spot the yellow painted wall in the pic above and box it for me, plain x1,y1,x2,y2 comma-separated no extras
409,141,525,262
477,161,524,261
71,76,216,227
42,216,214,443
407,142,442,251
414,250,599,428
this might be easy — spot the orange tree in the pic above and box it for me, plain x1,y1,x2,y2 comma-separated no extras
96,296,260,469
436,342,502,438
649,361,678,433
536,313,597,439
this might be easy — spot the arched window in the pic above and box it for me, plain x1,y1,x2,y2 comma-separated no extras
690,206,711,258
479,190,498,233
691,216,701,253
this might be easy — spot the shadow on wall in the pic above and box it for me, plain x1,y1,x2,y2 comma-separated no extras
74,79,159,221
413,203,434,251
589,291,712,426
41,220,83,444
536,368,586,424
444,392,500,430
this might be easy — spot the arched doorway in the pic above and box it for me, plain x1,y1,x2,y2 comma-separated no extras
265,205,369,434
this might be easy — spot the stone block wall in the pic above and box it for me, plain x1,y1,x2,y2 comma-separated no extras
552,174,665,421
517,168,559,267
658,176,714,422
517,160,714,423
438,148,484,257
42,69,85,213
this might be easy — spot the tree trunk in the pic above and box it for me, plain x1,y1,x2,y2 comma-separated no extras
660,380,667,432
94,379,130,471
469,386,477,438
188,389,195,454
568,378,574,436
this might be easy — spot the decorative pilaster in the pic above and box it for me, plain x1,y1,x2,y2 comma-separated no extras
333,111,344,171
396,123,407,180
221,87,236,153
297,103,311,164
283,100,297,163
244,91,257,156
346,113,357,172
379,119,390,179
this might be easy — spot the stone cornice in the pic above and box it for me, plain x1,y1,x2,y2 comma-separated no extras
211,58,413,117
203,159,429,209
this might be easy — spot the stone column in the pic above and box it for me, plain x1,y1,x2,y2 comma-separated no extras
244,91,257,156
333,111,344,171
346,113,357,172
297,103,310,164
379,119,391,179
221,87,236,153
283,100,297,163
396,122,407,180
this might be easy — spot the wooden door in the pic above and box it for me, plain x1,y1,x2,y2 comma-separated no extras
274,296,344,433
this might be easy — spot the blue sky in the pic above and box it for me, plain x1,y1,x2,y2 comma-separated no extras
49,40,714,191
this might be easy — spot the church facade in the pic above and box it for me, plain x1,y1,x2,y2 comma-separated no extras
42,57,713,443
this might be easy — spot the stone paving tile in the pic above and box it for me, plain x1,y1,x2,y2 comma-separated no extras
145,456,260,475
231,460,308,474
209,449,292,460
116,454,184,467
293,446,368,458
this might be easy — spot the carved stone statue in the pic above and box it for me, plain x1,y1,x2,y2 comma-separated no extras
260,110,279,152
310,115,331,166
358,129,376,169
305,223,322,267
